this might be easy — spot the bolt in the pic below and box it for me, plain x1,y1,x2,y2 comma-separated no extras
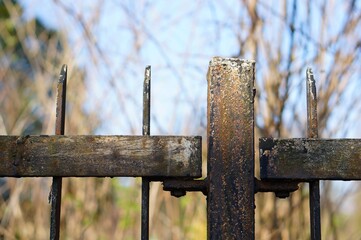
171,190,186,198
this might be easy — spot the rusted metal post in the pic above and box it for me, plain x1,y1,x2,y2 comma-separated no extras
50,64,67,240
207,57,255,239
141,66,151,240
307,68,321,240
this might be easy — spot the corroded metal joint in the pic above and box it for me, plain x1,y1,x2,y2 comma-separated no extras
163,177,299,199
162,178,208,197
254,178,299,198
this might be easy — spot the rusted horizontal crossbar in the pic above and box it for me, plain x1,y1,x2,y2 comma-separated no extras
0,135,202,178
254,178,299,198
163,178,208,197
260,138,361,180
163,178,299,198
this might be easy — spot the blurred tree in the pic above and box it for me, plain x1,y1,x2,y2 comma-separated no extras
0,0,99,136
0,0,104,239
1,0,361,239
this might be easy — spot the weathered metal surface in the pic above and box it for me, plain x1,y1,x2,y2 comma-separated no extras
50,64,67,240
254,178,299,198
307,68,321,240
141,66,151,240
260,138,361,180
0,135,202,177
207,57,255,239
307,68,318,139
163,178,299,198
163,178,208,197
142,66,151,137
55,65,67,137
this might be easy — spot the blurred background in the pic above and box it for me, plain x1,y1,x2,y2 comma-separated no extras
0,0,361,239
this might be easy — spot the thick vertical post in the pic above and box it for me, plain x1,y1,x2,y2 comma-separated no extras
207,57,255,239
306,68,321,240
50,64,67,240
141,66,151,240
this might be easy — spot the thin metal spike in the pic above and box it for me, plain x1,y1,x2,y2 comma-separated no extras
306,68,318,138
50,64,67,240
141,65,151,240
143,66,151,136
306,67,321,240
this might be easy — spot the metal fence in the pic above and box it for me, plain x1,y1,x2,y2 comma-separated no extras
1,57,360,239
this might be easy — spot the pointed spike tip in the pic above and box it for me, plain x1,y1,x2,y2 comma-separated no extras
58,64,68,83
306,67,316,84
144,65,151,83
306,67,313,76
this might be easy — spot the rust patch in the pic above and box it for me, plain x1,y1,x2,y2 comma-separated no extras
207,57,255,238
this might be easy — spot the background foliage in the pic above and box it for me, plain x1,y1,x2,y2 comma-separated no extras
0,0,361,239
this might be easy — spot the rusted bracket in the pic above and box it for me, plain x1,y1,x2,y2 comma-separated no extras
162,178,208,197
163,177,299,199
254,178,299,198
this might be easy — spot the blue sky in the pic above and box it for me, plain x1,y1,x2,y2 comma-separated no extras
19,0,361,138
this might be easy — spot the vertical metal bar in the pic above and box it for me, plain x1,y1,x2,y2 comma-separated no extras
207,57,255,239
306,68,321,240
50,64,67,240
141,66,151,240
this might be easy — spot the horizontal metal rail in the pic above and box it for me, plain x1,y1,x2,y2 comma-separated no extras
163,178,299,198
163,178,208,197
260,138,361,180
0,135,202,177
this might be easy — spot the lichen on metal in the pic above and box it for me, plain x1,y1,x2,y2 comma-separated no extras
208,56,255,67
